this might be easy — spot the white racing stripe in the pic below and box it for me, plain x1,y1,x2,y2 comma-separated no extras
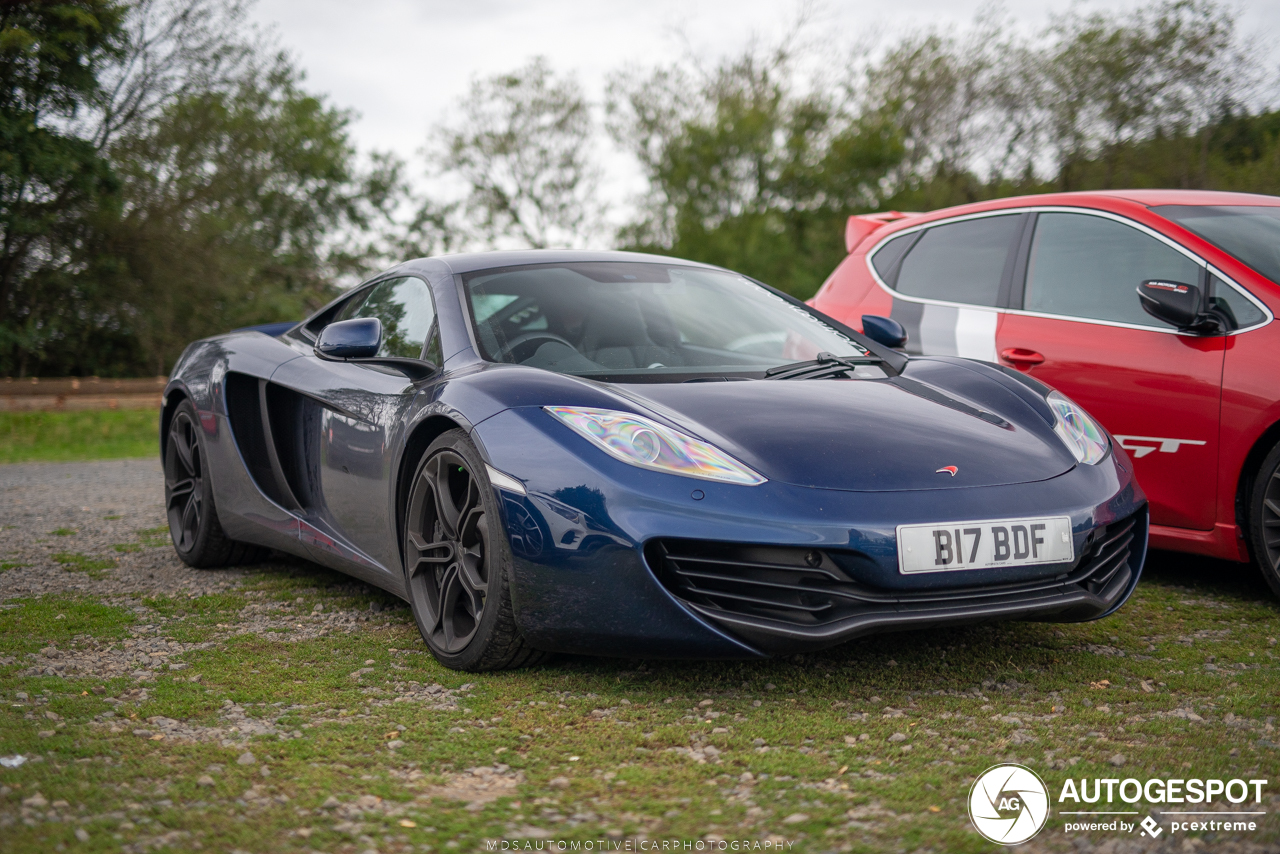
918,304,959,355
955,307,998,362
898,299,999,362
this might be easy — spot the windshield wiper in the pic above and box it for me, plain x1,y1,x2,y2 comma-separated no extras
764,352,881,381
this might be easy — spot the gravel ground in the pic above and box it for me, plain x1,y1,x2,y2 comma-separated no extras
0,457,253,600
2,459,1278,853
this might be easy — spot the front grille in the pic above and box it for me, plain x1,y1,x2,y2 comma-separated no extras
648,510,1143,632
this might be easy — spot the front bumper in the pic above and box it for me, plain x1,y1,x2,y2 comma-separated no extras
646,508,1145,654
474,408,1148,658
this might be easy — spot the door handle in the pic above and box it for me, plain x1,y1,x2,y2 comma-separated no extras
1000,347,1045,365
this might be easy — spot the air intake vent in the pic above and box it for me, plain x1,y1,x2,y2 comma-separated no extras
223,372,306,511
648,508,1144,632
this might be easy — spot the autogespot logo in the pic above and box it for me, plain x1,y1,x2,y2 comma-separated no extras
969,764,1051,845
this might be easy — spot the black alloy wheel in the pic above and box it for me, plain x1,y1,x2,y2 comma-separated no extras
403,430,547,670
1249,439,1280,599
406,449,490,652
166,407,206,553
163,399,265,568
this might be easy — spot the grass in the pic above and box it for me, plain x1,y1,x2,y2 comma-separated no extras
0,409,157,464
1,413,1276,848
49,552,117,579
0,552,1276,852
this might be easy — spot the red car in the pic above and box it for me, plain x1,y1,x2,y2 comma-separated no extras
811,190,1280,594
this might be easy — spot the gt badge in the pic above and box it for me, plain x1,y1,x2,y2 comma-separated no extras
1112,435,1206,459
936,466,958,476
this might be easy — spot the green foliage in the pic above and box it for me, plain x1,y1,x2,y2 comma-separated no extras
609,49,903,298
436,57,600,249
0,408,156,462
0,0,408,377
611,1,1277,298
0,1,127,375
0,0,1277,369
94,58,389,374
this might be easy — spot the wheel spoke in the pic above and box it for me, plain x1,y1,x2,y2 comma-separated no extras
408,531,455,576
167,478,195,505
1266,497,1280,518
458,547,486,593
438,564,465,648
458,502,485,545
171,423,196,477
180,495,198,538
426,459,462,540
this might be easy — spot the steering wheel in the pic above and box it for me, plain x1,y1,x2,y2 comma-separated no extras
497,332,579,363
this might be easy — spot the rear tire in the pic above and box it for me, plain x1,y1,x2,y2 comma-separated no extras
402,429,548,671
1246,439,1280,599
164,400,267,568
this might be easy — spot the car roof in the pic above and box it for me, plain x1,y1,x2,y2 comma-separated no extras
1080,189,1280,206
896,189,1280,224
393,249,726,278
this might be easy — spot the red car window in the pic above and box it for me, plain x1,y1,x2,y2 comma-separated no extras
894,214,1021,307
1023,213,1199,327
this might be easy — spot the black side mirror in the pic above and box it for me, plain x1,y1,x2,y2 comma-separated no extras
861,315,908,349
316,317,381,358
1137,280,1221,334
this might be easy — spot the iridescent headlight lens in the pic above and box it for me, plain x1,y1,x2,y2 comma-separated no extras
1047,391,1109,465
544,406,766,485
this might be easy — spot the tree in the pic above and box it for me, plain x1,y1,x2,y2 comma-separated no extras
94,56,401,374
608,40,903,298
0,0,410,376
0,1,126,375
1039,0,1265,189
434,57,603,249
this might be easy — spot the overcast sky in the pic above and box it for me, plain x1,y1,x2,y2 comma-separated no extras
249,0,1280,215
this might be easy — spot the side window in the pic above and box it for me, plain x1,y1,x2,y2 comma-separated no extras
338,276,436,358
424,322,444,365
894,215,1021,307
1209,273,1267,331
870,231,916,280
1023,213,1201,327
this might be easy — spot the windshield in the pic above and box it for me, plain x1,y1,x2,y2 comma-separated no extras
1153,204,1280,285
463,262,869,379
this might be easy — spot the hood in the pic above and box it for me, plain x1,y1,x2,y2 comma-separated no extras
617,378,1076,492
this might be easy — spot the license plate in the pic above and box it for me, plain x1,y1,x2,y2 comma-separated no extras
897,516,1074,574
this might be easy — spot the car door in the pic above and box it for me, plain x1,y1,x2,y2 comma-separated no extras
881,212,1028,360
997,210,1224,532
270,275,441,575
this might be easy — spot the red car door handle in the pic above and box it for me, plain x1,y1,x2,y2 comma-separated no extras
1000,347,1045,365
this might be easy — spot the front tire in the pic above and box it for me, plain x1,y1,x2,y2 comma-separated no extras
402,429,547,671
1247,439,1280,599
164,400,266,568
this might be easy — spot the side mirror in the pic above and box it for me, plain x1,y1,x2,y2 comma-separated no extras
861,315,908,349
314,316,438,381
316,317,381,359
1137,280,1221,334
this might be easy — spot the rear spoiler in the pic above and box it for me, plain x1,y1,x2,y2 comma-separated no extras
845,211,916,253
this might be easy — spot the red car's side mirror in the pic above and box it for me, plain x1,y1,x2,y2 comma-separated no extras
1137,280,1221,334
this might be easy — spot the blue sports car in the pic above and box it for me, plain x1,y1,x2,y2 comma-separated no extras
162,250,1147,670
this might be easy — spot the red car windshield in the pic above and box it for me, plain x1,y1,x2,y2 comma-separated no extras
1153,204,1280,285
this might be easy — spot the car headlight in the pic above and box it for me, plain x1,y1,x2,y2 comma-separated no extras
544,406,766,485
1047,391,1109,465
